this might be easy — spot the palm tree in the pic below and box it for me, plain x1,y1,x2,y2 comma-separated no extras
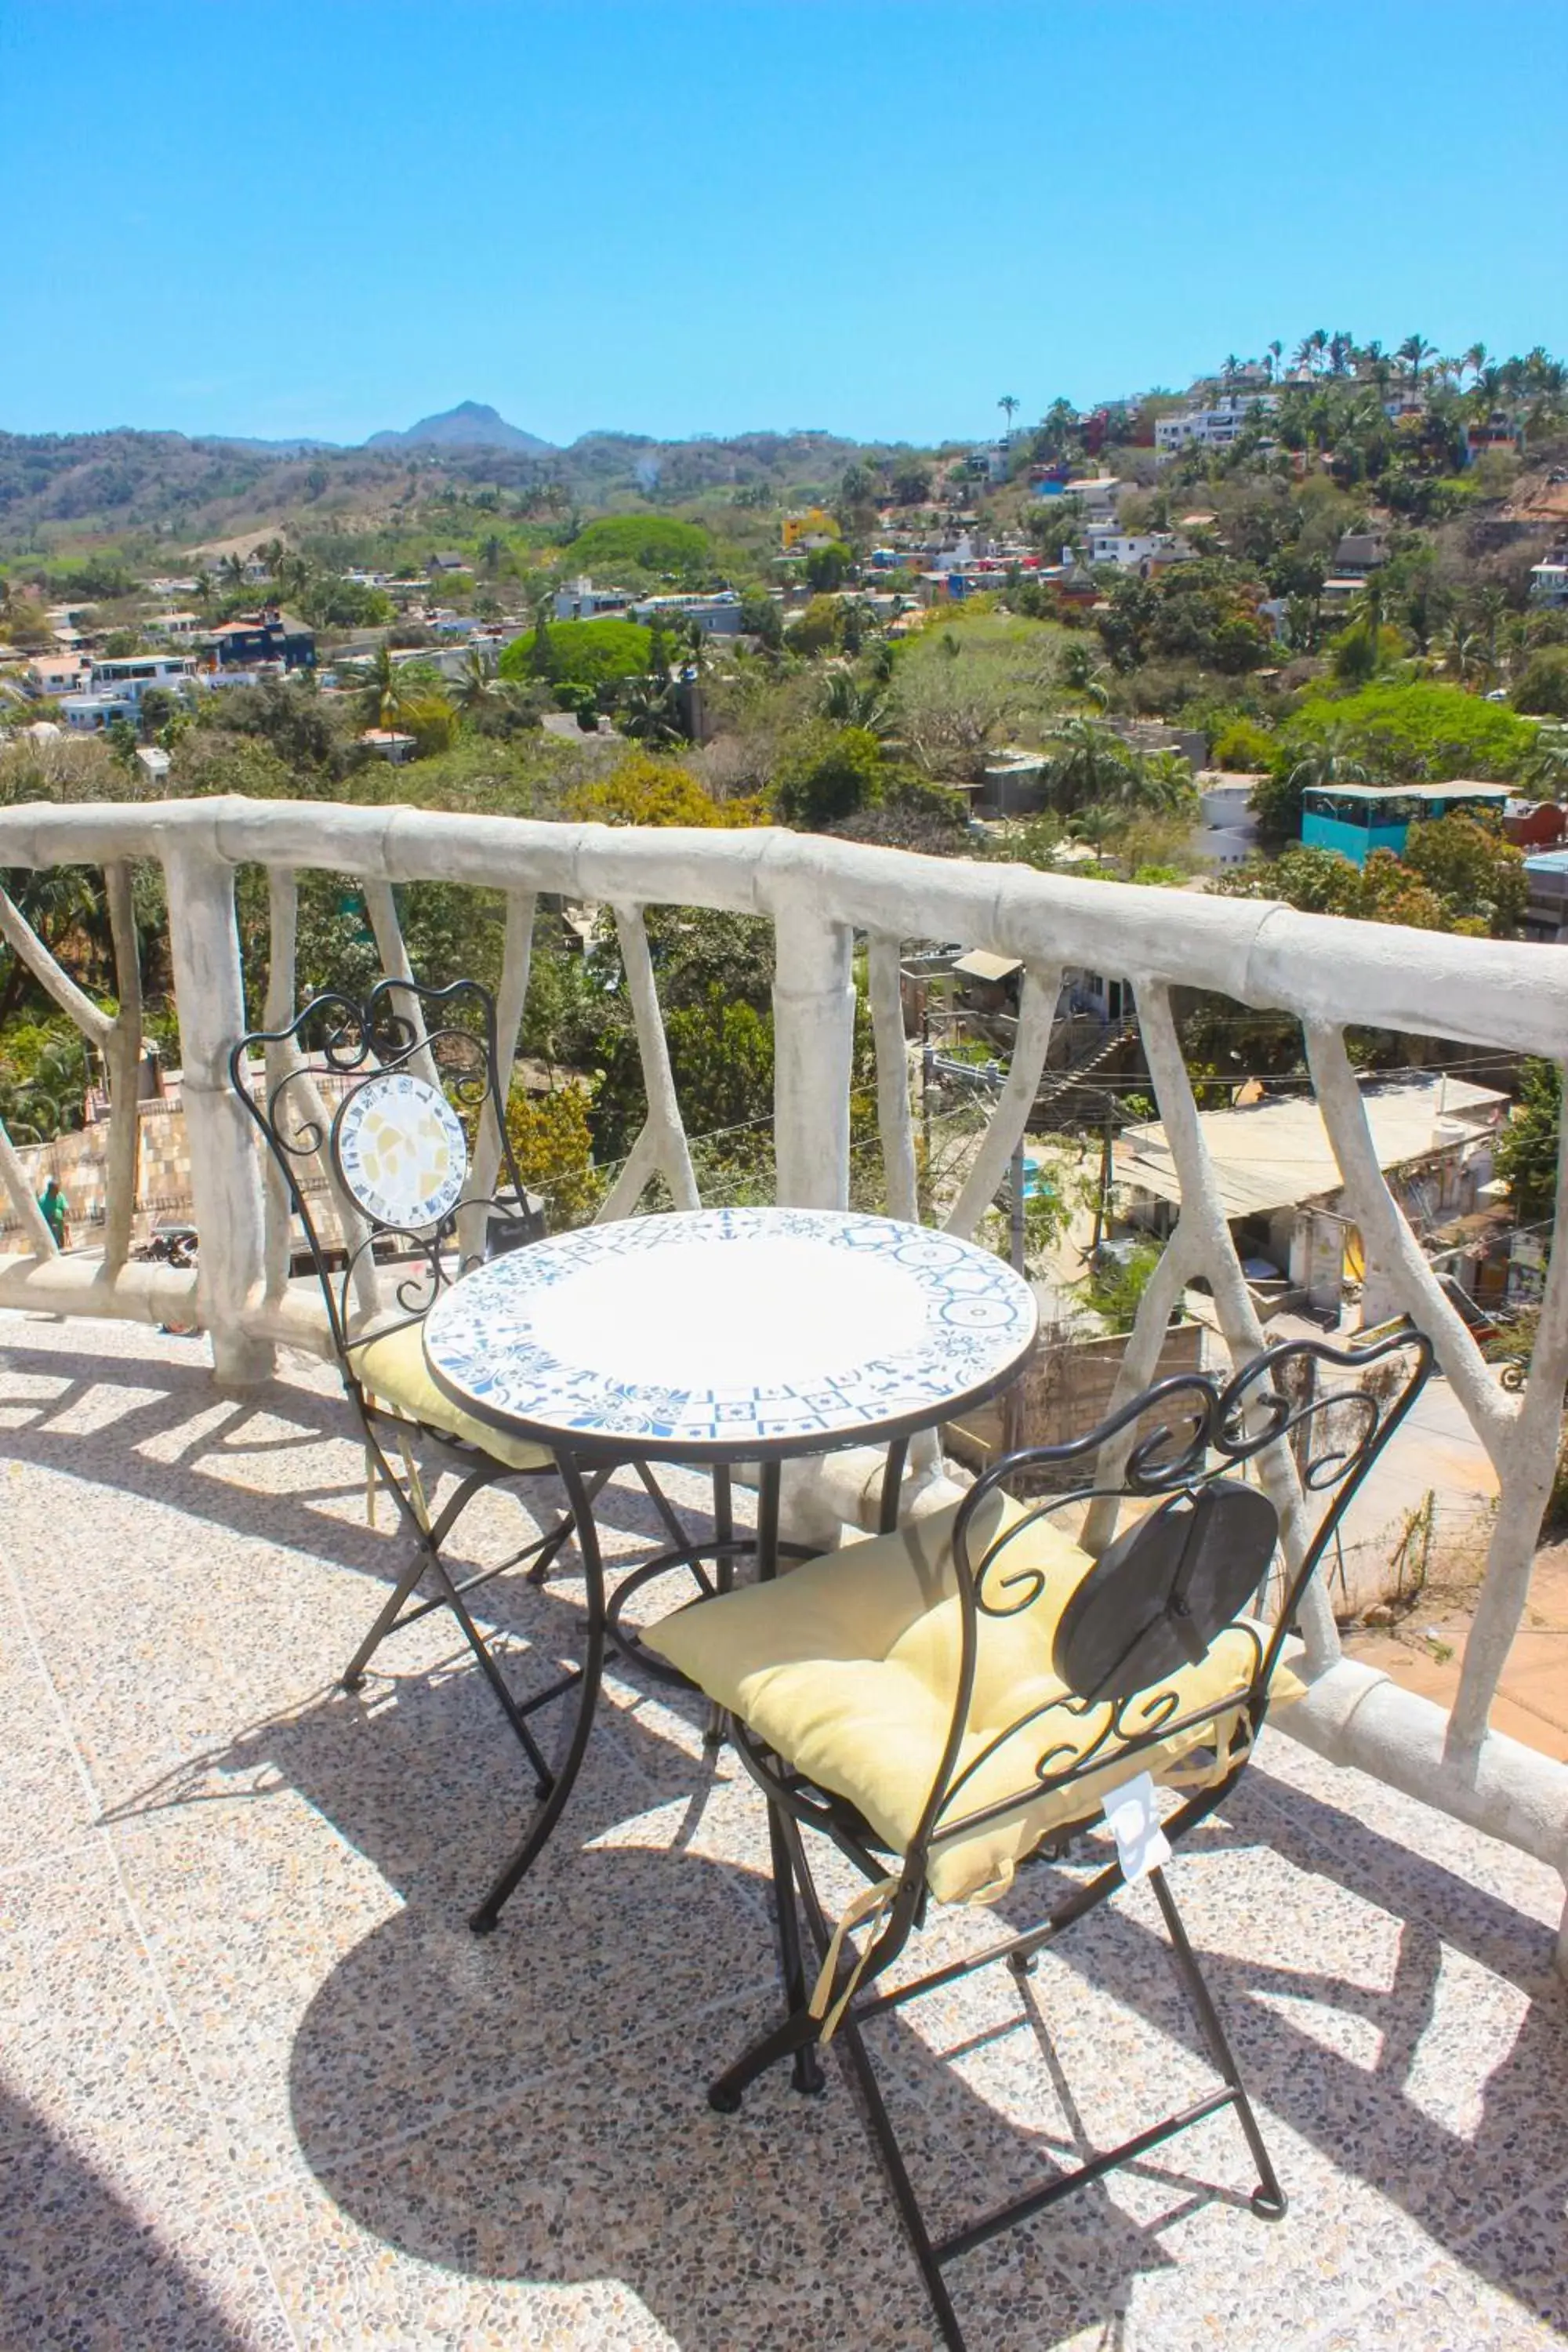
1042,717,1138,817
1283,593,1321,653
619,673,684,748
1112,749,1195,817
1464,343,1488,387
1440,622,1488,689
819,671,893,735
1286,725,1370,795
997,394,1020,437
1266,339,1283,381
361,645,416,734
1522,737,1568,797
1398,334,1436,394
449,647,503,715
219,551,252,596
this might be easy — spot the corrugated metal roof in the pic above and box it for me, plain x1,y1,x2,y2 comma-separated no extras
1114,1077,1506,1219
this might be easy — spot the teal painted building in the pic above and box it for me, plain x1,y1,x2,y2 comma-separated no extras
1301,782,1511,867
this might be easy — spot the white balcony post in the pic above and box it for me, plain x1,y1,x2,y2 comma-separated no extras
772,903,855,1209
165,848,272,1384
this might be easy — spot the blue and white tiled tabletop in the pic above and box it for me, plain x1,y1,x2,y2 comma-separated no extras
422,1206,1037,1459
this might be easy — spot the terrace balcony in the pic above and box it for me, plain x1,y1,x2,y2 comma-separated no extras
2,797,1567,2347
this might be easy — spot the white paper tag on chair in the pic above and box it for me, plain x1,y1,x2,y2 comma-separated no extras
1102,1772,1171,1882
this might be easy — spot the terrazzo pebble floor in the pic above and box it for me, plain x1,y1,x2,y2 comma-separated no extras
1,1314,1566,2352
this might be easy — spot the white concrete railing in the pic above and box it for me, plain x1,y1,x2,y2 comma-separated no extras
0,794,1565,1958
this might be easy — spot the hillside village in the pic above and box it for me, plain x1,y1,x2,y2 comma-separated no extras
5,332,1568,1375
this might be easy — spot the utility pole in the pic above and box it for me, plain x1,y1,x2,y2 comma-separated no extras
1090,1097,1114,1256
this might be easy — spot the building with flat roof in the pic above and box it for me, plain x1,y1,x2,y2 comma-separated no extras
1301,781,1511,866
1116,1074,1507,1320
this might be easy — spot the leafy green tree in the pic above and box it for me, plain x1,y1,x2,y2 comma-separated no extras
1276,682,1537,785
1515,646,1568,715
1210,716,1275,771
1495,1060,1561,1221
498,616,654,688
1401,812,1526,935
773,725,886,829
785,596,844,656
804,540,854,593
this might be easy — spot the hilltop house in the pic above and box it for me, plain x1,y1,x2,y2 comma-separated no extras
1082,527,1195,575
1156,394,1276,452
1332,532,1388,575
781,507,840,553
553,578,633,622
59,652,198,732
201,610,315,673
1530,554,1568,608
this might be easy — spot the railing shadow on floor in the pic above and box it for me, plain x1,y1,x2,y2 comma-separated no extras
0,2082,267,2352
0,1337,705,1639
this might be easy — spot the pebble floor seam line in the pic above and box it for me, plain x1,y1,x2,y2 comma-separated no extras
0,1313,1566,2352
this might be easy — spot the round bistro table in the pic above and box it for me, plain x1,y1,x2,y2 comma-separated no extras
422,1205,1037,1929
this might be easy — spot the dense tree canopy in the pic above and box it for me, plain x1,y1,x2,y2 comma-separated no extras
563,515,712,578
498,616,652,688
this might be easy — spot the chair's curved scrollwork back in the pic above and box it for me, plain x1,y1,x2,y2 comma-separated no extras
230,975,537,1362
913,1327,1434,1876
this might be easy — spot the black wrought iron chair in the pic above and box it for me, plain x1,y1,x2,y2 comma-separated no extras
230,975,687,1813
646,1327,1432,2351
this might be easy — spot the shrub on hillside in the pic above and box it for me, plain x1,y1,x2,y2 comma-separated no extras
773,725,887,829
1514,646,1568,717
1210,716,1275,770
568,749,764,829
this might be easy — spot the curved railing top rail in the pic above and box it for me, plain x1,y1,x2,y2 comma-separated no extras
0,795,1560,1056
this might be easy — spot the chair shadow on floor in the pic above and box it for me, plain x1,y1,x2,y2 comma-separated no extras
268,1675,1568,2352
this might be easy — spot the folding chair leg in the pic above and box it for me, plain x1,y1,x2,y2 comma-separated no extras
835,2013,968,2352
340,1542,432,1692
469,1456,608,1934
412,1548,554,1795
709,1801,835,2111
768,1802,826,2096
1149,1865,1287,2220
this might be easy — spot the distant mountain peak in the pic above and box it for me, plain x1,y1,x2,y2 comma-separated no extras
365,401,553,456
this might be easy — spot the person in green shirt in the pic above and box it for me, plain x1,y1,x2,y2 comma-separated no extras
37,1177,68,1248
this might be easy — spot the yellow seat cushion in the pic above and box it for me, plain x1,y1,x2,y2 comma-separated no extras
645,1491,1301,1905
347,1320,554,1475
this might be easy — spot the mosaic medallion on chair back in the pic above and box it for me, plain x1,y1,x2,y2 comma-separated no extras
333,1071,468,1229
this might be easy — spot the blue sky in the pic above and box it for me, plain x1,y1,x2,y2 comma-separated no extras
3,1,1565,450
